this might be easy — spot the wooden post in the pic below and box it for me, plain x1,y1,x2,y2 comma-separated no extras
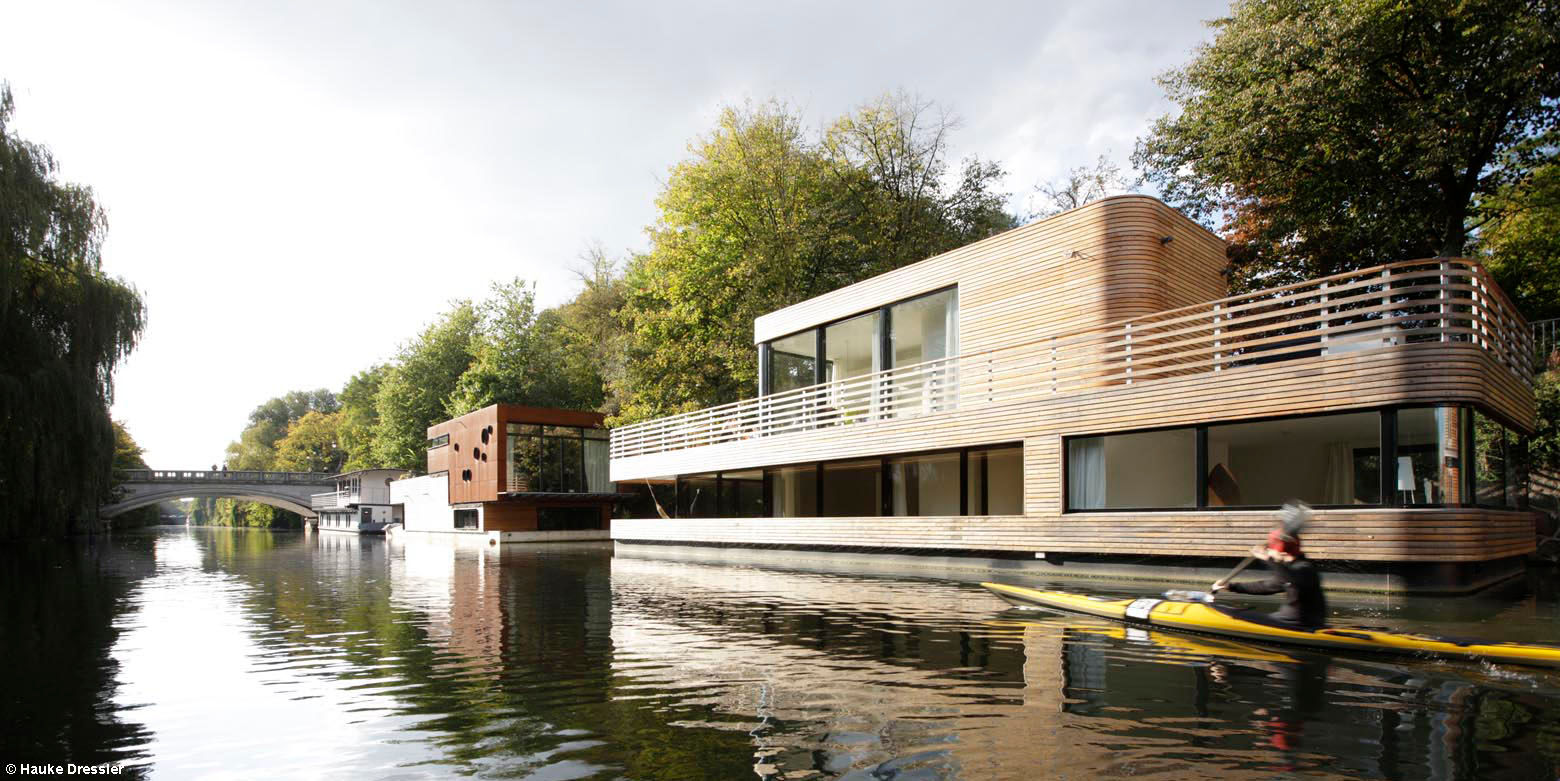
1318,281,1330,355
1212,304,1222,372
1124,322,1133,385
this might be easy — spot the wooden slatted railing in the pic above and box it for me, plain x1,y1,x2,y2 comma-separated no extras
610,260,1532,460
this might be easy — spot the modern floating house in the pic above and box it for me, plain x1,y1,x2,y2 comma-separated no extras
608,195,1536,593
391,404,619,543
311,469,406,534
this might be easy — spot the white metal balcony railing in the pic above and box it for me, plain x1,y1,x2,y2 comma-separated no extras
309,490,352,510
610,259,1534,461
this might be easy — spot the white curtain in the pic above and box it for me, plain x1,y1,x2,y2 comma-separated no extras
1068,438,1105,509
584,439,611,492
1322,442,1355,504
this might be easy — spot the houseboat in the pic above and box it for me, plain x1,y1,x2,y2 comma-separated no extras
607,195,1536,593
391,404,621,543
311,469,406,534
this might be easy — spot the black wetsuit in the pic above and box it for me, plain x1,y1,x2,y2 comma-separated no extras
1228,556,1327,628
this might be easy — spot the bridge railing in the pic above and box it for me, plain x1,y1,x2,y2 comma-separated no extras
117,469,332,485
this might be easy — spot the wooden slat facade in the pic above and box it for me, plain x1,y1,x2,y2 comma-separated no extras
610,197,1539,565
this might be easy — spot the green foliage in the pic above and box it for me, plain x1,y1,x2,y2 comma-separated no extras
272,410,347,474
613,93,1014,422
338,365,388,471
0,84,146,539
1533,363,1560,472
1136,0,1560,291
1478,161,1560,322
446,278,600,416
371,302,481,470
107,421,158,527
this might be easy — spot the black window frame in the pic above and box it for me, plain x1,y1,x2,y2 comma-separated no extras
1061,403,1526,513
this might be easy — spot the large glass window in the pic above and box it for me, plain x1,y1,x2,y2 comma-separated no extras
969,446,1024,515
761,287,958,402
507,424,607,494
538,506,603,531
1473,410,1526,509
1208,412,1380,507
821,459,882,517
719,469,766,518
1396,407,1461,505
769,464,818,517
678,473,718,518
1068,429,1196,510
889,451,961,516
890,288,957,368
768,331,817,395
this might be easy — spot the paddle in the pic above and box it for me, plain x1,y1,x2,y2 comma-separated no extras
1206,500,1312,599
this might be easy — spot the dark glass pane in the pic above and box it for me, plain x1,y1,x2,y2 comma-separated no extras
559,436,583,492
1395,407,1461,505
678,474,717,518
768,465,817,517
768,331,817,395
537,506,602,531
821,459,881,517
720,469,765,518
1473,410,1507,507
507,435,544,493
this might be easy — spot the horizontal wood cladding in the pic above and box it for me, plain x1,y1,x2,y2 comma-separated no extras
612,341,1535,489
751,195,1227,350
612,508,1538,563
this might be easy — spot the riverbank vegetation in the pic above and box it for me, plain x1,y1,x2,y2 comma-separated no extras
0,85,146,541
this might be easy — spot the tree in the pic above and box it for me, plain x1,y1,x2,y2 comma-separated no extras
273,410,347,474
1028,155,1136,220
372,302,480,470
1477,161,1560,322
445,278,597,416
1135,0,1560,291
552,245,627,416
338,365,388,471
613,95,1015,422
107,421,158,527
0,84,146,539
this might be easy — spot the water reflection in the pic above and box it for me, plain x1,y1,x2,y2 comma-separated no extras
1,528,1559,779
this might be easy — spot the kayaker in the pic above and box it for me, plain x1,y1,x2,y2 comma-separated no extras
1211,523,1327,628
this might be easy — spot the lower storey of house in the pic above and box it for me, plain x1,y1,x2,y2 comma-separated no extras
316,504,395,534
611,507,1538,594
395,484,616,543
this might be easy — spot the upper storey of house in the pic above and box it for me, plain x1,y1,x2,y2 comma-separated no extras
752,195,1228,396
611,194,1535,484
428,404,610,505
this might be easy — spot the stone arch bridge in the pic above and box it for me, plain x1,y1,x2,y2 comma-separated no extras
102,469,333,519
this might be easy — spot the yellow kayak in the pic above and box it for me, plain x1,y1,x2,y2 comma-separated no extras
981,582,1560,669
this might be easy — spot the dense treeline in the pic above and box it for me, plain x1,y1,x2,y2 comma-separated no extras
0,85,146,541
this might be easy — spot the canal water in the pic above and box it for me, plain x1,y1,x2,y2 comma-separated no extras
4,528,1560,780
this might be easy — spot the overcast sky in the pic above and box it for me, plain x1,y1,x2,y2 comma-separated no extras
2,0,1229,467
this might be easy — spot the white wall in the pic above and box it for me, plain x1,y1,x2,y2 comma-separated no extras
392,474,458,532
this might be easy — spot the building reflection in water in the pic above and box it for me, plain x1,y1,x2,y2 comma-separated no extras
603,554,1560,780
